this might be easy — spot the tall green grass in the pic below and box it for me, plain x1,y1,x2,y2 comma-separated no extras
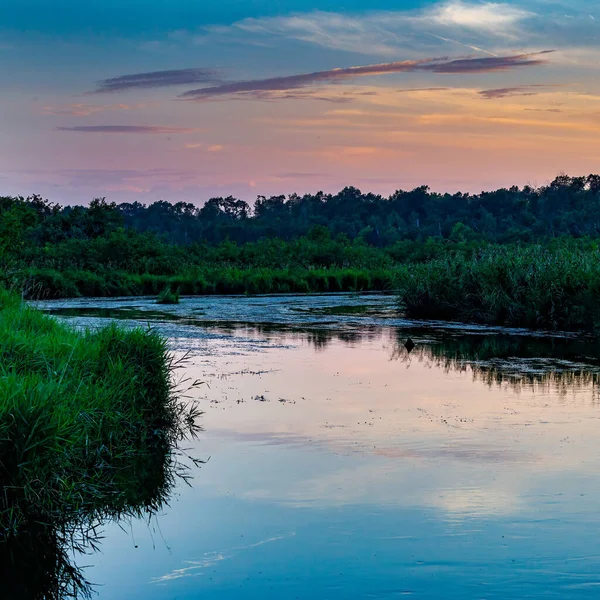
0,289,201,538
23,266,399,299
397,246,600,331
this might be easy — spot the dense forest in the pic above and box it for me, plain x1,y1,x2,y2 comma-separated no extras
5,174,599,248
3,174,600,331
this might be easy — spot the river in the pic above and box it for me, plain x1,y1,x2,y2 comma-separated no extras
32,293,600,598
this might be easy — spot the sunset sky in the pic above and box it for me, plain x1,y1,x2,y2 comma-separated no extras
2,0,599,204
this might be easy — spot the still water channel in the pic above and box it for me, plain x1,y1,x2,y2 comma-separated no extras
30,294,600,598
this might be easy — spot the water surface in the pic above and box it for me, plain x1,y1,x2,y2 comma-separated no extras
33,294,600,598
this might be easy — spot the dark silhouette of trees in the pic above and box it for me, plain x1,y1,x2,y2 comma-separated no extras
4,173,600,264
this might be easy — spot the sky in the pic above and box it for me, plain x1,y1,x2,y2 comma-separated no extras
1,0,599,204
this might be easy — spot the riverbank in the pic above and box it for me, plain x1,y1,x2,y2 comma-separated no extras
0,289,200,538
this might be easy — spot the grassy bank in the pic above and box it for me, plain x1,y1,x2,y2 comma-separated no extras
397,246,600,332
22,266,399,299
0,289,199,538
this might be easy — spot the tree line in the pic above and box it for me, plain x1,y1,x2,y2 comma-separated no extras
4,174,600,252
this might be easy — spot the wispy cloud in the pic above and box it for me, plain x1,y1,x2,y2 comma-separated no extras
219,2,535,56
396,87,450,93
180,53,552,101
56,125,196,134
421,52,554,73
478,82,563,99
224,90,356,103
187,89,357,103
191,2,600,65
42,103,144,116
89,68,221,94
479,86,541,99
184,143,225,152
524,107,564,113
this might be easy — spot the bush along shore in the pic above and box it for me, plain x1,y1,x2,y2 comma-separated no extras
0,288,201,541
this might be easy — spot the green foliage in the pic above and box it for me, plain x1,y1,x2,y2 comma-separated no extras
4,173,600,252
397,246,600,331
23,267,397,298
0,289,199,538
5,174,600,332
157,286,180,304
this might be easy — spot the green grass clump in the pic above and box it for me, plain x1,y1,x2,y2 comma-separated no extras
157,286,180,304
0,288,199,539
397,246,600,331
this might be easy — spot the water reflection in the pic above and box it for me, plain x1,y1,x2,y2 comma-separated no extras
0,522,94,600
205,323,600,396
390,330,600,395
43,300,600,396
33,296,600,598
0,419,201,599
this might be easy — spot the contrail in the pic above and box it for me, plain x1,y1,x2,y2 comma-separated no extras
425,32,499,57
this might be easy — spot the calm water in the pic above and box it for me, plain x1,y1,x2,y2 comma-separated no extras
32,294,600,598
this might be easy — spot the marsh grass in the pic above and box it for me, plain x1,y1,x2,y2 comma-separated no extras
24,267,398,299
396,246,600,332
0,288,202,540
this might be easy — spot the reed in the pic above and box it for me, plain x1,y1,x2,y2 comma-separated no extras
24,266,399,299
397,246,600,331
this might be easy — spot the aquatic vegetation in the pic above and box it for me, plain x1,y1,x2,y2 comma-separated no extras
0,289,202,541
157,285,180,304
2,178,600,337
396,246,600,332
389,328,600,394
24,267,398,299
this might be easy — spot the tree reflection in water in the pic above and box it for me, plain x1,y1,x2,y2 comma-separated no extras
390,329,600,397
